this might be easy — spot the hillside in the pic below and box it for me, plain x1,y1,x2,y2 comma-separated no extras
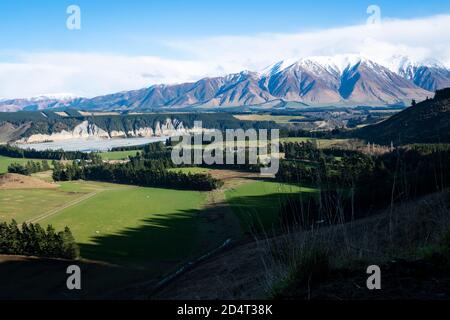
354,88,450,145
0,111,268,143
153,189,450,299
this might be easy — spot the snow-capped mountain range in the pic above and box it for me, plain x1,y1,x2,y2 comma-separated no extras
1,55,450,112
389,56,450,92
0,94,83,112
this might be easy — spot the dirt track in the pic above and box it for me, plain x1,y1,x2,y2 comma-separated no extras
195,170,259,254
26,190,103,224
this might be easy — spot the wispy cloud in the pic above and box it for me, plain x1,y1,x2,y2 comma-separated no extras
0,14,449,99
166,14,450,69
0,53,228,99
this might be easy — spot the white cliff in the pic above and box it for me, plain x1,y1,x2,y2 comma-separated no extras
19,121,110,143
18,118,209,144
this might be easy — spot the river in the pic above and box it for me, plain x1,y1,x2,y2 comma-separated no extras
15,136,169,152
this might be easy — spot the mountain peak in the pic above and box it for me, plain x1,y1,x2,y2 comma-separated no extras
262,54,372,77
389,55,448,73
31,93,79,101
387,55,450,92
300,54,368,72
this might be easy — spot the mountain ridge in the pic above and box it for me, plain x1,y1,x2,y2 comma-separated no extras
2,55,449,112
354,88,450,145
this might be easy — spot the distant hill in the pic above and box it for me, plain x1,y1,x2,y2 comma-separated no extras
353,88,450,145
0,111,275,143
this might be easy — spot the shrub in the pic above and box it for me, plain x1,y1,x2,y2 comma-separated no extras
271,247,331,298
442,229,450,256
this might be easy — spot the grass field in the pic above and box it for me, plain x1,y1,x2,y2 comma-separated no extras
0,156,47,174
0,181,119,224
280,137,350,149
225,180,318,234
99,150,139,160
167,167,212,175
40,184,207,267
0,189,85,223
1,178,207,269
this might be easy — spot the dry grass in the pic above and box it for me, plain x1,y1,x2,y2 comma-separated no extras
0,173,57,189
155,189,450,299
259,190,450,296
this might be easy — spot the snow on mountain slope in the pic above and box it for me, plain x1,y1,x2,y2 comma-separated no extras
0,94,82,112
260,55,430,106
1,54,448,111
31,93,79,101
388,56,450,92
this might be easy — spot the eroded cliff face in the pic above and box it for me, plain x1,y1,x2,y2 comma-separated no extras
18,119,205,144
0,122,32,143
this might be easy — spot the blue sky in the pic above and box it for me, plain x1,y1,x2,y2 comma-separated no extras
0,0,449,98
1,0,449,56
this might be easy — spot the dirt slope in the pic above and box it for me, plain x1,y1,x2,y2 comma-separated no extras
0,173,57,189
153,190,450,300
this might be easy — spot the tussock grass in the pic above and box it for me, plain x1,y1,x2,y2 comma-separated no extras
256,190,450,297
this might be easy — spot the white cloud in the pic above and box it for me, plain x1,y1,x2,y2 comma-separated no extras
0,53,230,99
166,14,450,69
0,14,449,99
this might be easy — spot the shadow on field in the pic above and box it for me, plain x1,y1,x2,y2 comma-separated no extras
0,189,312,299
226,191,314,234
79,190,312,268
0,255,152,300
79,208,205,269
0,208,216,300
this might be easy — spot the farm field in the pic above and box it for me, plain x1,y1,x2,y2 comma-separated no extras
1,162,321,276
40,184,207,267
0,177,208,270
0,155,46,174
0,180,123,225
0,189,84,223
99,150,139,161
188,136,350,153
167,167,212,175
225,180,318,234
280,137,350,148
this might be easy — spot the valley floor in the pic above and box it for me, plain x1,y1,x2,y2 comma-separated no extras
0,166,315,299
2,163,449,300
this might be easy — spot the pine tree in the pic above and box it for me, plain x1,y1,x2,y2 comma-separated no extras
61,227,80,259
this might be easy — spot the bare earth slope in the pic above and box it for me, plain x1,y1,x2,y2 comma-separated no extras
0,173,57,190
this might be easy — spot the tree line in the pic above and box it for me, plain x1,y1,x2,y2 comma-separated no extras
0,144,92,160
7,160,51,175
53,159,223,191
134,141,261,172
0,220,79,259
277,142,450,227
